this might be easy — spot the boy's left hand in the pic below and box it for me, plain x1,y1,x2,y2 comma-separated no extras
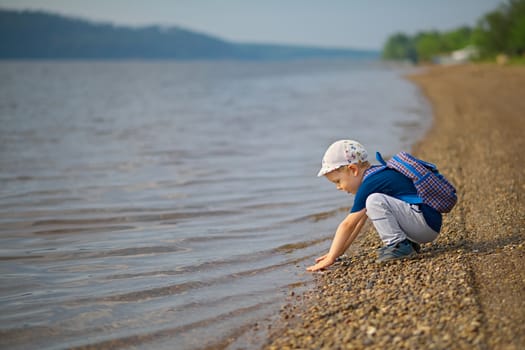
306,255,335,272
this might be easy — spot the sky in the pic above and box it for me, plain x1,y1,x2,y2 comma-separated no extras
0,0,506,50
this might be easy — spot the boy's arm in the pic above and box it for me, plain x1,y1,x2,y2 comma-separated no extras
341,212,368,252
306,209,367,272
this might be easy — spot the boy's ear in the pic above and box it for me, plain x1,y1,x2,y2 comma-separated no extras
347,164,359,176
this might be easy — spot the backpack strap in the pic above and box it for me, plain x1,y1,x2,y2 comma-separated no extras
392,154,423,178
396,194,423,204
362,164,386,182
376,152,387,166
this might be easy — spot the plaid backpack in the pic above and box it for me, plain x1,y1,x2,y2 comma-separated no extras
375,151,457,213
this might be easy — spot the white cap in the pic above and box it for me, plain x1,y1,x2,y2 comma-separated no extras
317,140,368,176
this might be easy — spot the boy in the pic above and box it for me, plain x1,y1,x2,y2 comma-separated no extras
307,140,441,272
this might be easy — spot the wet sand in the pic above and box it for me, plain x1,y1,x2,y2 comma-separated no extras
263,64,525,349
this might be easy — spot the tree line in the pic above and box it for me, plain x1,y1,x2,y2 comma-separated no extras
0,9,379,60
383,0,525,62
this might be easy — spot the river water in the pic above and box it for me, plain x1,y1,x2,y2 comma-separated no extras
0,59,430,349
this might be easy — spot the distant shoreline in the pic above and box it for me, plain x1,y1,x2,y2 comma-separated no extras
0,9,379,61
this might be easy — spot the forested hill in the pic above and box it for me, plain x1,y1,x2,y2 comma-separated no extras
0,9,379,60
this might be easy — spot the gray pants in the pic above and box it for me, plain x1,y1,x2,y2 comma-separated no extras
365,193,439,246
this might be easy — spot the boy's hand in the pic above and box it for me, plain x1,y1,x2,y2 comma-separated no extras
315,254,328,263
307,254,335,272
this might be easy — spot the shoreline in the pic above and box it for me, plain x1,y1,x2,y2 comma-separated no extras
263,64,525,349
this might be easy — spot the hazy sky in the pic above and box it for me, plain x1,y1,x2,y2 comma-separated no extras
0,0,505,49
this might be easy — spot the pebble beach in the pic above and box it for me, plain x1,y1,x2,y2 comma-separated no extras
263,64,525,350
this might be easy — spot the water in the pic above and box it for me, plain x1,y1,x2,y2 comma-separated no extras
0,60,430,349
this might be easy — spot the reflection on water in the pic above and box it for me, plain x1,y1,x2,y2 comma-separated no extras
0,60,430,349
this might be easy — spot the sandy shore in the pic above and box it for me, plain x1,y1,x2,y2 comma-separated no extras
263,64,525,350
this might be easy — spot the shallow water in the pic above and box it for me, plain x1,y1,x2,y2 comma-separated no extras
0,59,430,349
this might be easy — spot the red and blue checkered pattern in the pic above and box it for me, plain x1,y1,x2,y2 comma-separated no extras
374,151,457,213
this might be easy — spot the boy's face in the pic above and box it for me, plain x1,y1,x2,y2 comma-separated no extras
325,165,361,194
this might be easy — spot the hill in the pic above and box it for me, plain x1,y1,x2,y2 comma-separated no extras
0,9,379,60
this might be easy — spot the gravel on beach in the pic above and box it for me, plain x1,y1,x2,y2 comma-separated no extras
263,64,525,350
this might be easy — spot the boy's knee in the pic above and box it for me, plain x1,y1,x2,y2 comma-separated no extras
366,193,386,210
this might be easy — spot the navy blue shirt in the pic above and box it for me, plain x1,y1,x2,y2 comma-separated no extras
351,168,442,232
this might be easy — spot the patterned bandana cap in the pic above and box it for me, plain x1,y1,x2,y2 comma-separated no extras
317,140,368,176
